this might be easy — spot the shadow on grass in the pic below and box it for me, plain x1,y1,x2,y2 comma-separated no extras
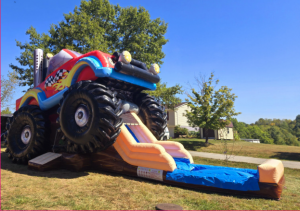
175,140,213,151
1,151,89,179
270,152,300,161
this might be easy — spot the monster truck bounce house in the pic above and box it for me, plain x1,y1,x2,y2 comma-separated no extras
3,49,284,199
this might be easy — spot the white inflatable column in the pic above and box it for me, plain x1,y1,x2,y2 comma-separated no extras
34,49,43,87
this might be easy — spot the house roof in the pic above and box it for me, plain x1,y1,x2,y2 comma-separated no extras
175,102,188,108
219,119,234,128
226,122,234,128
165,102,188,109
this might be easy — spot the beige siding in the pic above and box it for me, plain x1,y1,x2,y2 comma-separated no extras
200,128,203,138
217,128,234,140
167,110,176,126
169,127,175,138
174,104,191,126
166,110,176,138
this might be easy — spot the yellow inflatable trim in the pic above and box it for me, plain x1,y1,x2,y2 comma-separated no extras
19,89,42,108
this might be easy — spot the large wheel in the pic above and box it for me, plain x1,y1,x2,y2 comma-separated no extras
5,105,49,164
57,81,123,153
133,93,167,140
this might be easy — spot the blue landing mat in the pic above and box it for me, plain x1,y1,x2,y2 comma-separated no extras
166,158,260,191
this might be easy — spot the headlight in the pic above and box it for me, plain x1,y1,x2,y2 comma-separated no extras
46,53,53,60
149,63,160,75
119,51,132,64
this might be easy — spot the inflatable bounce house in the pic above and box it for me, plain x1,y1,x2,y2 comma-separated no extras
3,49,284,199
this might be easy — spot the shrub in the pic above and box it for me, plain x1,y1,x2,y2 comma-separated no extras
174,125,189,137
233,131,240,141
187,131,200,138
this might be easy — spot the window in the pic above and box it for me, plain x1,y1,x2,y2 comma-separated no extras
227,128,230,134
47,50,73,75
46,49,82,76
68,50,83,57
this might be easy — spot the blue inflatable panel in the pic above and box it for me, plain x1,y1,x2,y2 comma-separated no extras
166,158,260,191
80,57,157,90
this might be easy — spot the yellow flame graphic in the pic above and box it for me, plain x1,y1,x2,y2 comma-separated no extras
52,72,70,91
50,61,89,91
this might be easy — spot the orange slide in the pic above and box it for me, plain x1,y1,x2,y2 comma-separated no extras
113,113,193,172
128,113,193,163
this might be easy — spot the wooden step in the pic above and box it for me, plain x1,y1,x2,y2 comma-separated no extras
28,152,62,171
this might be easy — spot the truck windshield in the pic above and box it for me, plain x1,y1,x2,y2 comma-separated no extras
47,49,82,75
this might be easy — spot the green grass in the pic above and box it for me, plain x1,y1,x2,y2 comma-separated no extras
1,147,300,210
171,138,300,161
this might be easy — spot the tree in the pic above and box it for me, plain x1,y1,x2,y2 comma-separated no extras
281,128,299,146
232,117,299,145
248,125,273,144
144,82,183,110
185,73,241,144
267,126,285,145
10,0,168,89
231,118,249,138
293,115,300,141
232,118,274,143
255,118,271,126
1,71,19,111
279,121,290,131
1,107,12,115
9,27,53,88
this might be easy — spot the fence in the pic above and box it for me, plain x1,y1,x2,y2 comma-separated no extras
241,139,260,143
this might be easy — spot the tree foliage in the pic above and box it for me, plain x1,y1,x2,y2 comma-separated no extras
144,82,183,110
231,118,249,138
232,116,300,146
293,115,300,141
10,0,168,89
1,71,19,110
185,73,241,144
1,107,12,115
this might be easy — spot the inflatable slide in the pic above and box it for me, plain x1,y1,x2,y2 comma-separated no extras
92,112,285,200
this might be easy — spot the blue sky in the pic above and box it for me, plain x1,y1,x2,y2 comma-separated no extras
1,0,300,123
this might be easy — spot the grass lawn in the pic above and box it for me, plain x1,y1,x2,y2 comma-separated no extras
1,147,300,210
171,138,300,161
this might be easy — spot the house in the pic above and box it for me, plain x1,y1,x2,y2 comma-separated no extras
208,121,234,140
166,102,234,139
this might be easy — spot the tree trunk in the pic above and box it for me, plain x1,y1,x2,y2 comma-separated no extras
205,128,209,145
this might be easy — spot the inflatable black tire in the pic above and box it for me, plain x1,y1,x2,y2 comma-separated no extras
57,81,123,153
133,93,167,140
5,105,48,164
